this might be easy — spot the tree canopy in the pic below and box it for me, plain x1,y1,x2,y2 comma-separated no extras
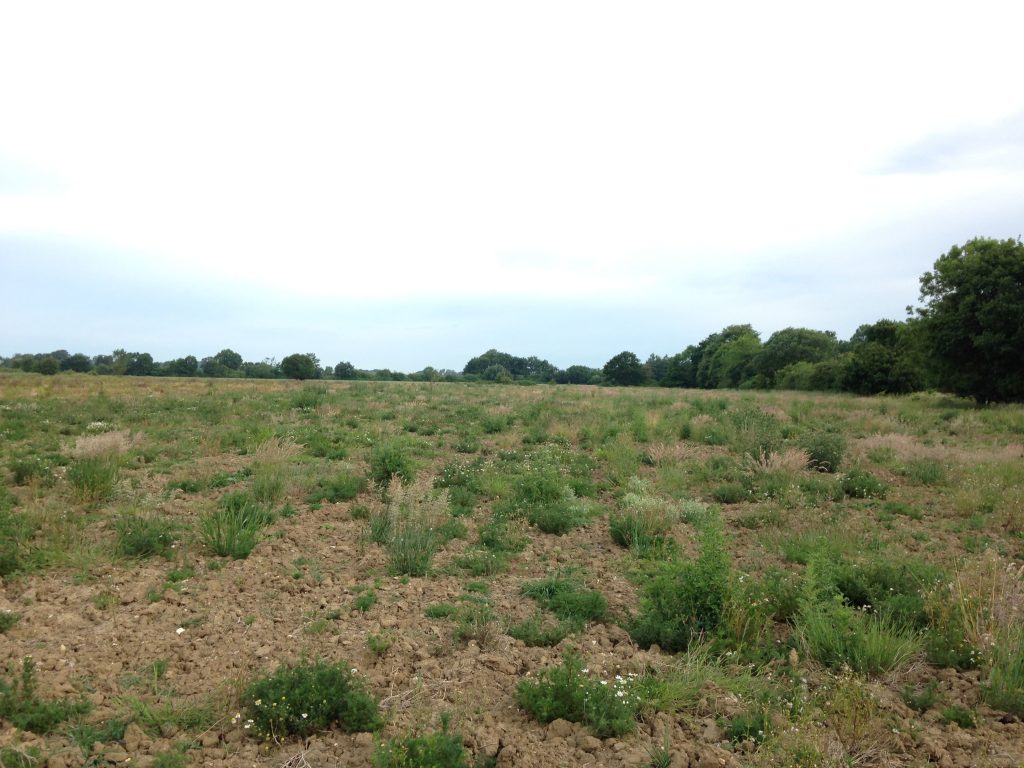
914,237,1024,403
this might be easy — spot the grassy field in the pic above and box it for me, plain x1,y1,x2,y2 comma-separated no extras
1,372,1022,768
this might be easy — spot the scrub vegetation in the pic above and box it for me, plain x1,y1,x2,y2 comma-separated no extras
0,372,1022,766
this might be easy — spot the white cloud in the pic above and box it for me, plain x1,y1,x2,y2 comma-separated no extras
2,1,1023,362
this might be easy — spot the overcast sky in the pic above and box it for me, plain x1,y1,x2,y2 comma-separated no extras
2,2,1022,371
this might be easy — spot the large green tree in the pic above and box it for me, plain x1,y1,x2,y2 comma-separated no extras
915,237,1024,403
603,351,647,386
756,327,838,385
281,353,320,380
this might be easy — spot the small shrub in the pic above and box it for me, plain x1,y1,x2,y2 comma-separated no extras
840,468,888,499
424,603,458,619
353,590,377,613
455,549,508,577
0,611,20,633
309,469,367,504
67,455,119,503
244,660,381,739
0,658,91,734
630,514,730,652
0,507,31,577
115,512,176,559
373,714,470,768
711,482,748,504
200,494,273,559
478,515,528,554
290,385,326,410
516,651,641,738
9,457,50,486
451,602,497,645
800,430,845,473
521,576,607,627
369,440,415,488
940,706,977,728
901,458,947,486
507,612,576,647
901,681,940,713
724,709,771,744
984,636,1024,716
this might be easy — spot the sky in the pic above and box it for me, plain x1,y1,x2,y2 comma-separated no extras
2,2,1023,372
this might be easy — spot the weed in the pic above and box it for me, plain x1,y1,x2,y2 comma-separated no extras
353,590,378,613
723,708,770,744
115,512,176,558
516,650,641,738
840,468,888,499
901,681,940,712
67,454,119,503
67,719,127,756
451,602,497,645
630,513,731,652
711,482,748,504
367,633,393,656
244,660,381,739
507,612,576,647
455,549,508,577
940,705,977,728
199,493,273,559
0,658,91,734
800,429,845,473
424,603,458,619
373,713,470,768
521,575,607,627
0,611,20,633
369,440,415,488
309,467,367,504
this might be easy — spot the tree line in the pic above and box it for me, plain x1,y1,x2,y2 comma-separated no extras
3,237,1021,402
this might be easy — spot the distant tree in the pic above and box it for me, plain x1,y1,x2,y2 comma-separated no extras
123,352,154,376
661,346,699,388
603,351,647,386
843,319,922,395
213,348,243,370
200,357,229,377
61,353,92,373
757,327,838,386
556,365,601,385
696,325,761,388
334,361,357,380
240,360,280,379
644,354,669,385
167,355,199,377
35,356,60,375
281,353,319,380
914,237,1024,402
481,364,513,383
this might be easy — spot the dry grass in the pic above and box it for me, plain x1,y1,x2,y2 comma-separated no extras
951,550,1024,652
251,436,300,466
70,429,140,458
744,447,810,474
644,442,693,465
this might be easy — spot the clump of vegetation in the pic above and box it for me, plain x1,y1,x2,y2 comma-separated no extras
0,611,21,633
369,440,415,488
0,505,31,577
840,468,888,498
115,512,176,558
309,465,367,504
521,574,607,628
371,480,453,576
630,512,731,652
373,714,471,768
199,492,274,559
243,660,381,739
0,658,91,734
516,651,642,738
795,558,921,676
800,429,845,473
609,477,677,555
67,454,120,503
